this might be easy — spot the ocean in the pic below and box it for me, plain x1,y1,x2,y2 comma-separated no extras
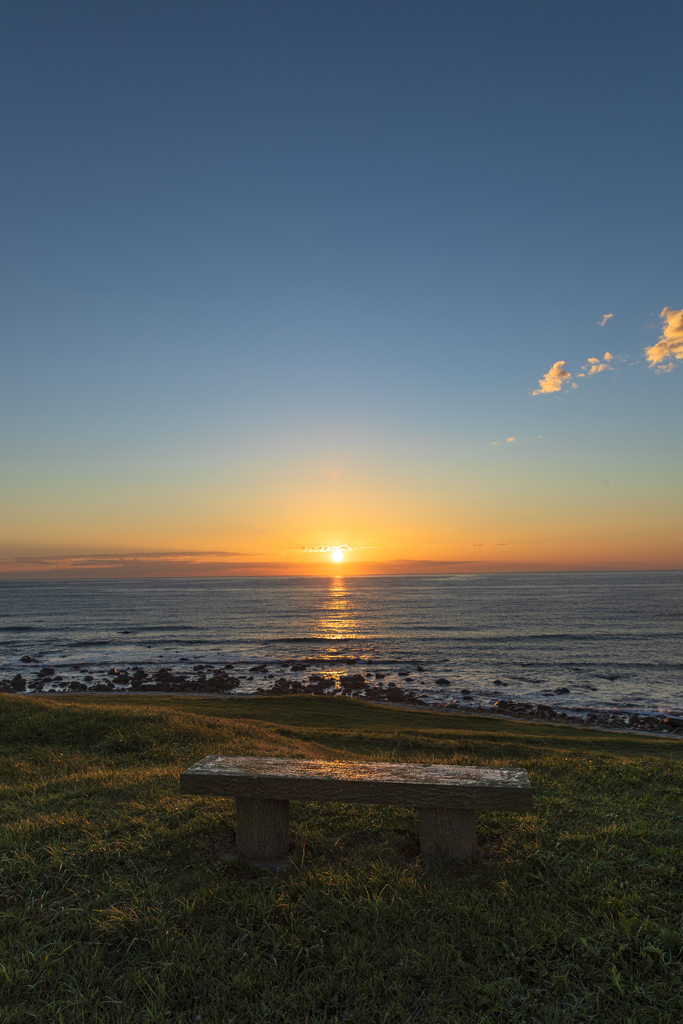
1,571,681,718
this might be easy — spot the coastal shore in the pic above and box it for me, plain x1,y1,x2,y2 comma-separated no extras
4,655,683,739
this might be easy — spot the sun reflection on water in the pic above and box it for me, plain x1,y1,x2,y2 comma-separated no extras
314,576,361,642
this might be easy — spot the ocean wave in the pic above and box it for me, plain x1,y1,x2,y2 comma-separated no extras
121,625,200,632
262,636,365,644
69,639,113,647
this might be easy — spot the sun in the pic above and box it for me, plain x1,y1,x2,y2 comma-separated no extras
331,548,344,562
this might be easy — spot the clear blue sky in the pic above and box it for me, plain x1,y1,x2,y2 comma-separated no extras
1,1,681,575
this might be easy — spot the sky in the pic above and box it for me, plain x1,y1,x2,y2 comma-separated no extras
1,0,681,578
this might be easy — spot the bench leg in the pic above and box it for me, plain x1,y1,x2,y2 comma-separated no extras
235,798,290,862
418,807,476,860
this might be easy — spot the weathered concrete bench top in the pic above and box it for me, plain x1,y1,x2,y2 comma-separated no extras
181,755,533,865
180,755,532,810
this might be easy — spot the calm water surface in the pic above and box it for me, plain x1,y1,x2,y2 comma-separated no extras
1,572,681,715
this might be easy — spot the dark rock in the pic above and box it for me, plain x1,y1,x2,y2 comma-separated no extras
492,680,506,686
10,675,26,691
665,717,683,729
375,672,386,678
20,655,34,663
84,675,94,682
535,704,556,719
434,678,451,685
555,687,570,694
398,670,410,677
204,675,240,692
460,688,471,694
38,666,56,677
339,674,366,687
494,700,511,709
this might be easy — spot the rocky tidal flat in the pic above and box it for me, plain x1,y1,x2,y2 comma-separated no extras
2,654,682,737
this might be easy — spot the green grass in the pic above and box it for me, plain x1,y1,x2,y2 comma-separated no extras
1,693,682,1023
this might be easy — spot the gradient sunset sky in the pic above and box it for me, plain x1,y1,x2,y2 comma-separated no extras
1,1,681,578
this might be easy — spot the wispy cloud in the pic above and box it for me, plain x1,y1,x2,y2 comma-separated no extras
532,360,572,395
296,544,353,553
0,551,269,579
598,313,614,326
9,550,246,568
506,436,515,442
645,307,683,372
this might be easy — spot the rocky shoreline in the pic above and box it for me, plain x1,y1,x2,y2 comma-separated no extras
2,654,683,738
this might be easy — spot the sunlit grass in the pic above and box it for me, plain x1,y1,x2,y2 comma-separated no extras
1,693,682,1022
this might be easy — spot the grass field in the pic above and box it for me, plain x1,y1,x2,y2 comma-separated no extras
1,693,682,1023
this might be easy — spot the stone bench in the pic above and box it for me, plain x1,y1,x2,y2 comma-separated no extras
180,755,533,863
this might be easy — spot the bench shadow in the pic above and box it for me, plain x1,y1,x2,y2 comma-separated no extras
195,825,504,879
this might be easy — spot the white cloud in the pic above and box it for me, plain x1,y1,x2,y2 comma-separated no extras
645,307,683,371
532,360,571,395
507,437,515,442
598,313,614,326
582,351,615,375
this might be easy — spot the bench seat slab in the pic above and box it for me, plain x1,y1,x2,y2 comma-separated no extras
180,755,533,812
